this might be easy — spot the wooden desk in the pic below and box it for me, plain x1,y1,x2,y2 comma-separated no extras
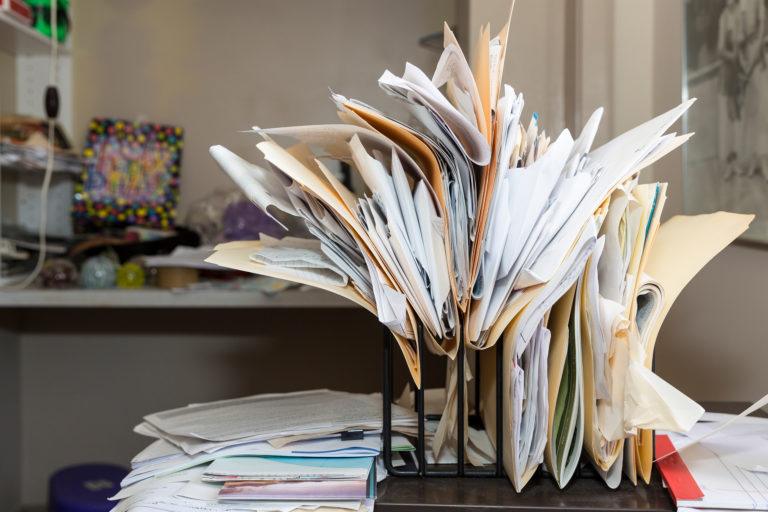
376,402,755,511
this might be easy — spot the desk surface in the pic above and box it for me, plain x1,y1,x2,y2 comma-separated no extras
376,402,754,512
377,473,672,512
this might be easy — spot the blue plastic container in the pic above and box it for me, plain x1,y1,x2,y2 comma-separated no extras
49,464,128,512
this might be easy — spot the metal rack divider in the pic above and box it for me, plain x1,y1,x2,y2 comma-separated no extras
382,319,656,483
382,319,505,477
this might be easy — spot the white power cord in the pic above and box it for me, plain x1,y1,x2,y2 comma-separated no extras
7,0,59,289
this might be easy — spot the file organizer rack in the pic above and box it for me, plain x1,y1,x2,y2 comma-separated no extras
382,320,505,477
381,320,657,482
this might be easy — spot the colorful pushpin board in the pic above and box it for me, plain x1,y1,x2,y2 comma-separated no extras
73,118,183,231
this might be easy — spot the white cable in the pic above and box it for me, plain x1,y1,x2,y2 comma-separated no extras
8,0,59,289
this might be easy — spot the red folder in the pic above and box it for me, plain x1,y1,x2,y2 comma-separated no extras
655,434,704,503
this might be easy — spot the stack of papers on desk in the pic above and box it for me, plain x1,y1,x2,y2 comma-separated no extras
111,390,415,512
203,2,756,492
136,389,415,455
663,413,768,511
211,456,375,501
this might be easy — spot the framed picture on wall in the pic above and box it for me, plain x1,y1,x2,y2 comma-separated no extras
683,0,768,244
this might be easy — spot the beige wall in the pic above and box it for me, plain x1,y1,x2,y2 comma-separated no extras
0,50,16,113
463,0,568,134
72,0,456,217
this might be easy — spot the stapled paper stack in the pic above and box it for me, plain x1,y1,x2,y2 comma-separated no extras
110,390,415,511
204,4,754,492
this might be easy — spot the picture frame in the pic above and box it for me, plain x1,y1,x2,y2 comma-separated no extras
683,0,768,244
73,118,183,231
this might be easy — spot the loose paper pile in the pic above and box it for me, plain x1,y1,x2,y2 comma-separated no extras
662,412,768,511
111,390,415,511
204,5,754,492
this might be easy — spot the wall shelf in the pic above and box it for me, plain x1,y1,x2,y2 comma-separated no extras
0,288,357,309
0,12,57,56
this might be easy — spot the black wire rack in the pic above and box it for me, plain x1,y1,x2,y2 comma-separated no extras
382,320,505,477
380,319,656,483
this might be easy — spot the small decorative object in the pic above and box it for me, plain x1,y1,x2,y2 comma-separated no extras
185,189,283,245
116,261,145,289
73,118,183,232
39,258,77,288
184,190,235,245
684,1,768,244
156,267,198,290
79,253,117,289
49,463,127,512
222,198,283,241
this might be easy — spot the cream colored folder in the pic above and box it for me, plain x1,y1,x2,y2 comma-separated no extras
544,285,583,488
631,211,753,483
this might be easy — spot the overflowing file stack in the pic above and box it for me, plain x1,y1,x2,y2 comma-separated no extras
111,390,416,511
204,4,755,493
